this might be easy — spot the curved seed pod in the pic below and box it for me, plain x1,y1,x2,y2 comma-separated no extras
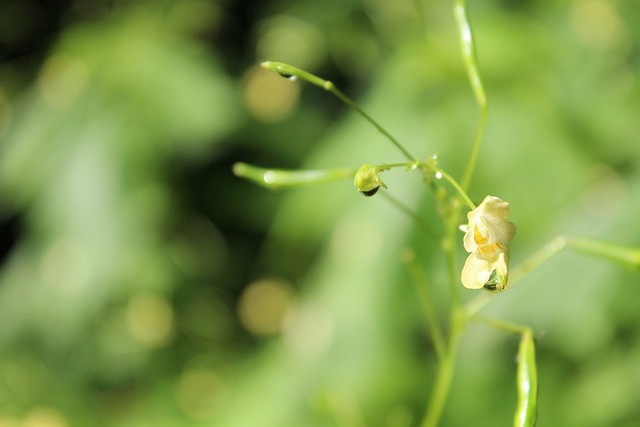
514,331,538,427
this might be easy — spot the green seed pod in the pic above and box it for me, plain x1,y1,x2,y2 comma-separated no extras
354,164,387,197
514,331,538,427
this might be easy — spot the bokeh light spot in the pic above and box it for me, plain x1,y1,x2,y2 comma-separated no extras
126,293,174,347
242,65,300,123
22,407,67,427
282,305,334,358
174,367,224,420
256,16,326,71
569,0,628,51
238,278,294,336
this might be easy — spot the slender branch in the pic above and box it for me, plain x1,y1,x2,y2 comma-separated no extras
377,162,420,170
463,292,492,319
462,109,488,192
420,307,464,427
261,61,417,162
568,236,640,272
508,236,567,284
327,83,417,162
454,0,489,192
472,316,532,336
418,4,490,423
403,249,446,360
436,169,476,210
507,234,640,284
420,207,465,427
465,235,640,317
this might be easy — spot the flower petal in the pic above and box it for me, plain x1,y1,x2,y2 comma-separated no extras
481,214,516,245
463,225,477,253
461,252,492,289
479,195,511,220
461,247,511,291
462,195,516,254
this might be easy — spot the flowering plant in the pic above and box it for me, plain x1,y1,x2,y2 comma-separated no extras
232,3,640,426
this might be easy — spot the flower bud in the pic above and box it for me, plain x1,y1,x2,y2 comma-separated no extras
354,164,387,197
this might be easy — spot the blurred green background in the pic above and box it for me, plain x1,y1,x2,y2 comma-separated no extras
0,0,639,426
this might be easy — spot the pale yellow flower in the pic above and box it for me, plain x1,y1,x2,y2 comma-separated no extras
461,196,516,291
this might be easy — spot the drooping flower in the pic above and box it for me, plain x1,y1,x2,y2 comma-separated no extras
461,195,516,291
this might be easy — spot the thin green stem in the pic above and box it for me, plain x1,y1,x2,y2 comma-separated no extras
444,231,461,310
403,249,446,359
509,236,567,284
420,208,465,427
392,160,476,211
568,236,640,272
262,61,417,162
421,306,464,427
464,237,567,317
464,292,492,319
436,169,476,210
419,4,490,422
454,0,489,192
328,85,417,162
376,162,418,170
465,235,640,317
420,340,456,427
507,236,640,282
472,316,532,336
462,109,488,192
232,162,354,189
